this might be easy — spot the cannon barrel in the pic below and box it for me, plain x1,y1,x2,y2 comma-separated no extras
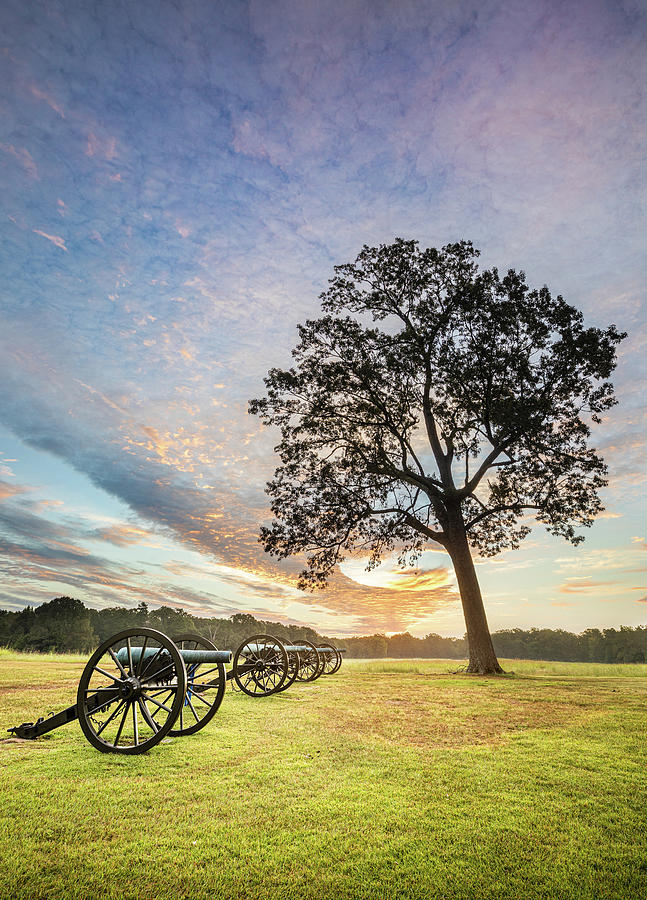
240,642,307,653
115,646,232,665
243,642,324,655
279,644,346,653
241,642,344,655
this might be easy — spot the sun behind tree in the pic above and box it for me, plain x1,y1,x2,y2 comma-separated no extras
249,239,625,674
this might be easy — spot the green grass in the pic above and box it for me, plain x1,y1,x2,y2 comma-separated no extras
1,654,646,899
354,657,647,677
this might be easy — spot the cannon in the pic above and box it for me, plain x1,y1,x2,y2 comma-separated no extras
230,633,293,697
274,641,347,681
315,644,346,675
281,641,321,683
8,628,297,754
237,638,350,691
8,628,348,754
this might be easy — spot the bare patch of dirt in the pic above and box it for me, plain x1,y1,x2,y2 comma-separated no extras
0,681,76,694
317,675,605,749
0,737,57,751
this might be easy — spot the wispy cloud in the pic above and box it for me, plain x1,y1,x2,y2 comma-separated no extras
0,480,27,500
1,143,38,179
559,578,622,595
29,84,65,118
85,131,118,160
32,229,68,251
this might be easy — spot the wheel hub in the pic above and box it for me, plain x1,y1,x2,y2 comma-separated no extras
119,676,141,699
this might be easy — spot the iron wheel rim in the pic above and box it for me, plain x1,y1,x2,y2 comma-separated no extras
318,643,341,676
294,640,321,683
168,633,226,736
76,628,187,754
275,649,300,692
232,634,288,697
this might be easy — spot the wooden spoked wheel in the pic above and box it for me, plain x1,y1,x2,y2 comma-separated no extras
168,633,226,736
318,644,341,675
275,649,301,693
233,634,288,697
76,628,187,754
294,640,321,682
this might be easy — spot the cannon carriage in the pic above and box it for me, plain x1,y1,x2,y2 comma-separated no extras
8,627,347,754
315,643,346,675
280,642,345,679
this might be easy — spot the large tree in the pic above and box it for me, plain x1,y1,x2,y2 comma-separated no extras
249,240,625,673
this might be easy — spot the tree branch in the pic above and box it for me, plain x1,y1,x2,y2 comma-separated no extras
465,503,539,530
458,437,515,497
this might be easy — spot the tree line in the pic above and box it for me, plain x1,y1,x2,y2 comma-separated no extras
0,597,325,655
343,626,647,663
0,597,645,663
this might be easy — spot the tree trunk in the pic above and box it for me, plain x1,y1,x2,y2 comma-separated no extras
446,506,504,675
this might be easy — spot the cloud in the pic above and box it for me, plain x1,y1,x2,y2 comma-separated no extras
29,84,65,118
559,577,623,595
0,487,236,616
1,143,38,179
32,229,68,251
85,131,118,159
0,480,27,501
91,523,154,547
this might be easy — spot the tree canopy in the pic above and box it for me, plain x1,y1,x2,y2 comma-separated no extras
250,239,625,673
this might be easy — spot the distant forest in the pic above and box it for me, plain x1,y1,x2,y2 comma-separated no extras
0,596,646,663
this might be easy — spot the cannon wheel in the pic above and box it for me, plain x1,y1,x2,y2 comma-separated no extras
275,649,301,693
168,633,226,736
330,647,343,674
76,628,187,754
294,640,321,683
318,643,341,676
233,634,288,697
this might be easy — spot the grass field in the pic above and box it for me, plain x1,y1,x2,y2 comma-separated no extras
1,653,646,899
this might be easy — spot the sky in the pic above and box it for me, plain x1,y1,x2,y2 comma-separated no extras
1,0,646,638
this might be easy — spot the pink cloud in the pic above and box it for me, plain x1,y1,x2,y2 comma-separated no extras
559,577,621,594
0,143,38,179
33,229,68,251
29,84,65,118
93,524,153,547
86,132,118,159
0,481,28,501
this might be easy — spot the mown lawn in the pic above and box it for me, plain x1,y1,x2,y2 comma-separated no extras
1,653,646,899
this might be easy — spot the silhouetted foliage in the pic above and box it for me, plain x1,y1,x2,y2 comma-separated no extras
1,597,645,662
0,596,96,652
250,239,626,673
